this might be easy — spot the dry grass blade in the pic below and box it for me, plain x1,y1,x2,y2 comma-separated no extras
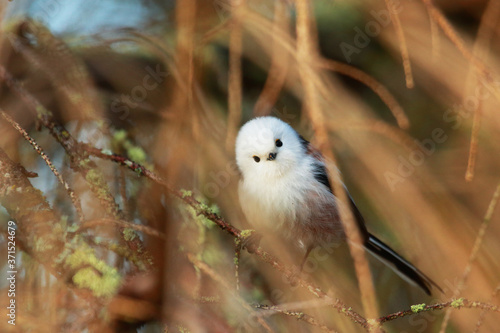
426,3,440,60
326,119,418,153
319,59,409,129
253,1,290,116
256,304,339,333
421,0,500,103
473,284,500,333
186,253,276,333
225,0,244,151
465,0,500,181
439,181,500,333
295,0,381,326
78,218,166,239
384,0,414,88
84,144,371,329
465,100,482,182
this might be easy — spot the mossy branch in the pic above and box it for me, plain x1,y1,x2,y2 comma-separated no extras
0,110,84,221
85,143,500,331
0,65,152,269
0,148,121,299
378,298,499,324
82,143,370,329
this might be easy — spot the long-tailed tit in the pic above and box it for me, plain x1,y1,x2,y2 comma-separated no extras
235,116,441,295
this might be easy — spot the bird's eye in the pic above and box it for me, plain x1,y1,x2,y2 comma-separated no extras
275,139,283,147
253,156,261,163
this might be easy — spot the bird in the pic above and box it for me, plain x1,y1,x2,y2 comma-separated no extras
235,116,442,295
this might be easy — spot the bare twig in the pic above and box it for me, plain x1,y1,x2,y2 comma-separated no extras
379,298,499,324
0,65,151,269
319,59,409,129
464,0,500,181
421,0,500,103
226,0,245,151
234,239,242,291
82,144,370,329
294,0,381,327
439,181,500,333
83,141,500,330
0,148,119,300
0,65,120,218
465,100,482,182
0,110,83,222
256,304,339,333
473,284,500,333
78,218,167,239
384,0,414,88
186,253,276,333
253,1,290,116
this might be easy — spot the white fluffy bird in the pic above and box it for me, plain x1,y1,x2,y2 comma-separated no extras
235,116,441,295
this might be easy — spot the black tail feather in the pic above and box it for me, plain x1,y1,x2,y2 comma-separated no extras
364,234,443,295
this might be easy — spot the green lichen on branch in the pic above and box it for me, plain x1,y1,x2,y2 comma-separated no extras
180,190,219,229
411,303,426,313
64,244,121,298
112,129,149,167
451,298,464,309
123,228,138,242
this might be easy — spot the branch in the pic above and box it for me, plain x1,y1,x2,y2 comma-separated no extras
81,143,370,329
0,65,152,269
0,110,83,221
83,141,500,330
0,148,120,299
255,304,339,333
378,298,499,324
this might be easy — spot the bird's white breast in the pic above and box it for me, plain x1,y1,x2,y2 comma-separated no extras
238,156,337,243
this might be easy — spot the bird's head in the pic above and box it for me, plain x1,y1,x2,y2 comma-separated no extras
235,117,304,180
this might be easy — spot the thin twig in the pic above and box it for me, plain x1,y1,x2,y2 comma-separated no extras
473,284,500,333
253,1,290,116
384,0,414,88
0,110,84,222
0,65,121,218
379,298,499,324
256,304,339,333
439,181,500,333
421,0,500,103
319,59,409,129
78,218,167,239
0,65,152,269
426,4,440,61
464,0,500,182
234,239,242,291
465,100,482,182
82,143,370,329
83,141,500,330
118,168,130,219
294,0,381,327
225,0,245,151
186,253,276,333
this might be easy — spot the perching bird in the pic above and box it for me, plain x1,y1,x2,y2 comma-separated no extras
235,116,441,295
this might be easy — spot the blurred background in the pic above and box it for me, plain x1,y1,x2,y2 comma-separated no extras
0,0,499,332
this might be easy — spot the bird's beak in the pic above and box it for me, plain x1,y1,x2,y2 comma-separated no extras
267,152,277,161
